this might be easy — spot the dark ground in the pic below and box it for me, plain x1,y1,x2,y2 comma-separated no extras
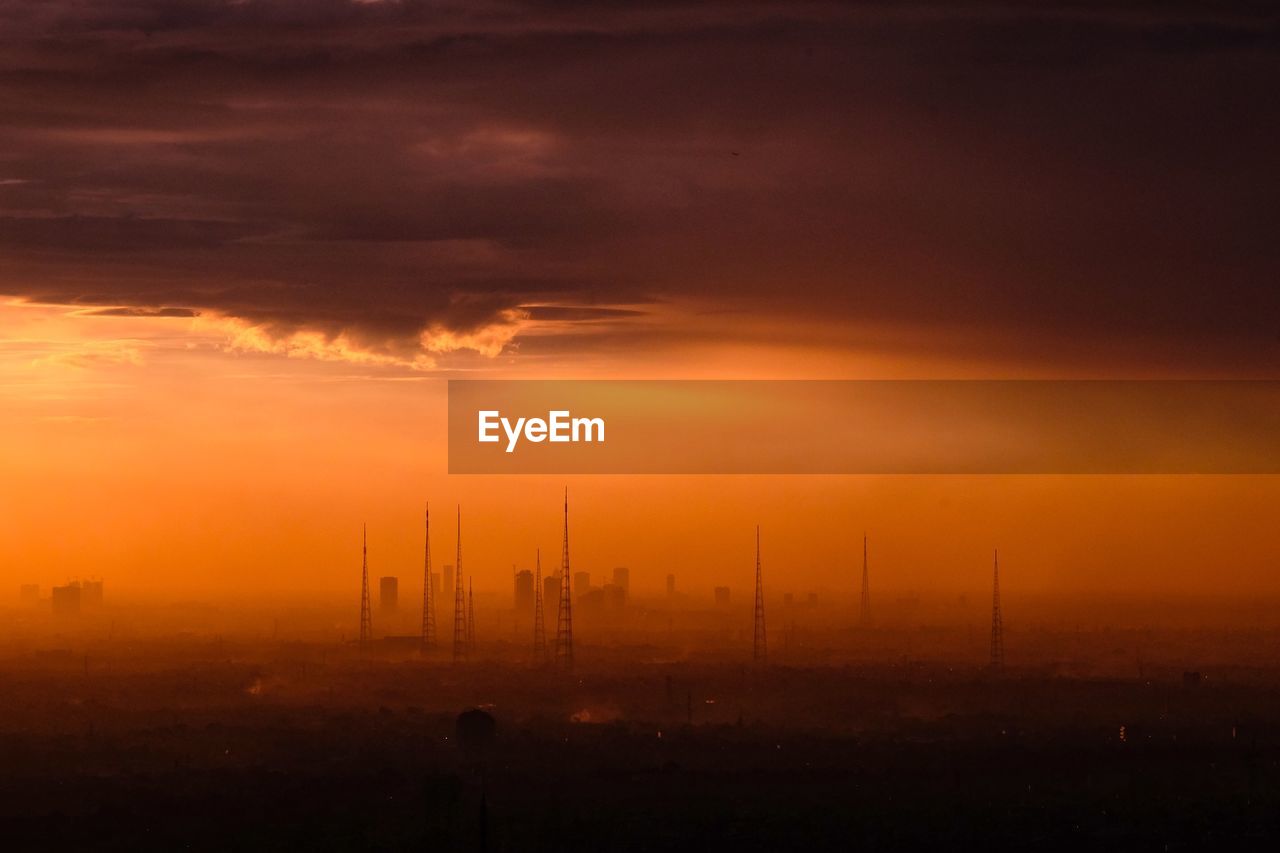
1,649,1278,851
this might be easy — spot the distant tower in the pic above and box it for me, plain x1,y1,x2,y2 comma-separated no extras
359,524,372,646
421,504,436,649
753,526,766,663
467,577,477,652
990,549,1004,670
533,548,547,661
453,507,467,663
860,534,871,626
555,489,574,668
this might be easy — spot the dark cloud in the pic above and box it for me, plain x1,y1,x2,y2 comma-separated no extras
0,0,1276,369
0,215,255,252
521,306,648,322
83,306,199,318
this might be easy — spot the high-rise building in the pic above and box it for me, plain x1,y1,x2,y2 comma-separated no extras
52,583,81,617
714,586,730,606
612,566,630,596
380,576,398,615
81,579,103,608
443,564,455,601
602,583,625,611
19,584,38,604
514,569,534,612
573,571,591,598
666,574,675,598
543,575,560,610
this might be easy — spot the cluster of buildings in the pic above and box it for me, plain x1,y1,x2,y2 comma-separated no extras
374,564,471,618
18,580,105,616
514,565,635,614
377,562,737,620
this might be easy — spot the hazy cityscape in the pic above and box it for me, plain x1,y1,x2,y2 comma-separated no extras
3,496,1280,850
2,1,1278,847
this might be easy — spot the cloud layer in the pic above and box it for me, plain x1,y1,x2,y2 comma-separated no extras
1,1,1277,371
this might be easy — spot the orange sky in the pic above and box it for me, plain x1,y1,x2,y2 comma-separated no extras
1,2,1277,611
1,299,1277,606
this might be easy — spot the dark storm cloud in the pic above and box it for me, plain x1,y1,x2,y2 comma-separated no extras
0,0,1276,369
82,306,200,318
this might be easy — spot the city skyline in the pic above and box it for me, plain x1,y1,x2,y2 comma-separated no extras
2,1,1277,609
0,3,1276,849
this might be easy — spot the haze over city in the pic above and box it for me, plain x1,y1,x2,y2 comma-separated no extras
1,1,1278,850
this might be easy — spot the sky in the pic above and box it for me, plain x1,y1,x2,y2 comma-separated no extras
0,1,1277,606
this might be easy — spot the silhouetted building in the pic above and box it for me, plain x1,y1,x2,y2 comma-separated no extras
82,579,103,608
714,586,730,606
612,566,630,596
380,576,398,615
574,571,591,598
666,574,675,597
19,584,38,604
544,575,559,610
51,583,81,616
603,582,626,611
443,564,455,601
456,707,497,756
579,587,605,611
514,569,534,612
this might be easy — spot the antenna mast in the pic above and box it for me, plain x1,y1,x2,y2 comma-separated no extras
555,489,574,668
533,548,546,661
359,524,372,647
860,533,871,626
753,526,766,663
990,549,1004,670
453,507,467,663
467,577,476,653
421,504,436,649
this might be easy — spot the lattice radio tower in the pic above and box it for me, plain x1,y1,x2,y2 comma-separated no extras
753,525,767,664
990,549,1004,670
860,533,871,626
359,523,372,647
533,548,547,661
452,507,468,663
421,504,436,649
554,489,574,668
467,577,476,652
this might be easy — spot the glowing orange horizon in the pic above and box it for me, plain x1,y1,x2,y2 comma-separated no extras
2,299,1278,609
